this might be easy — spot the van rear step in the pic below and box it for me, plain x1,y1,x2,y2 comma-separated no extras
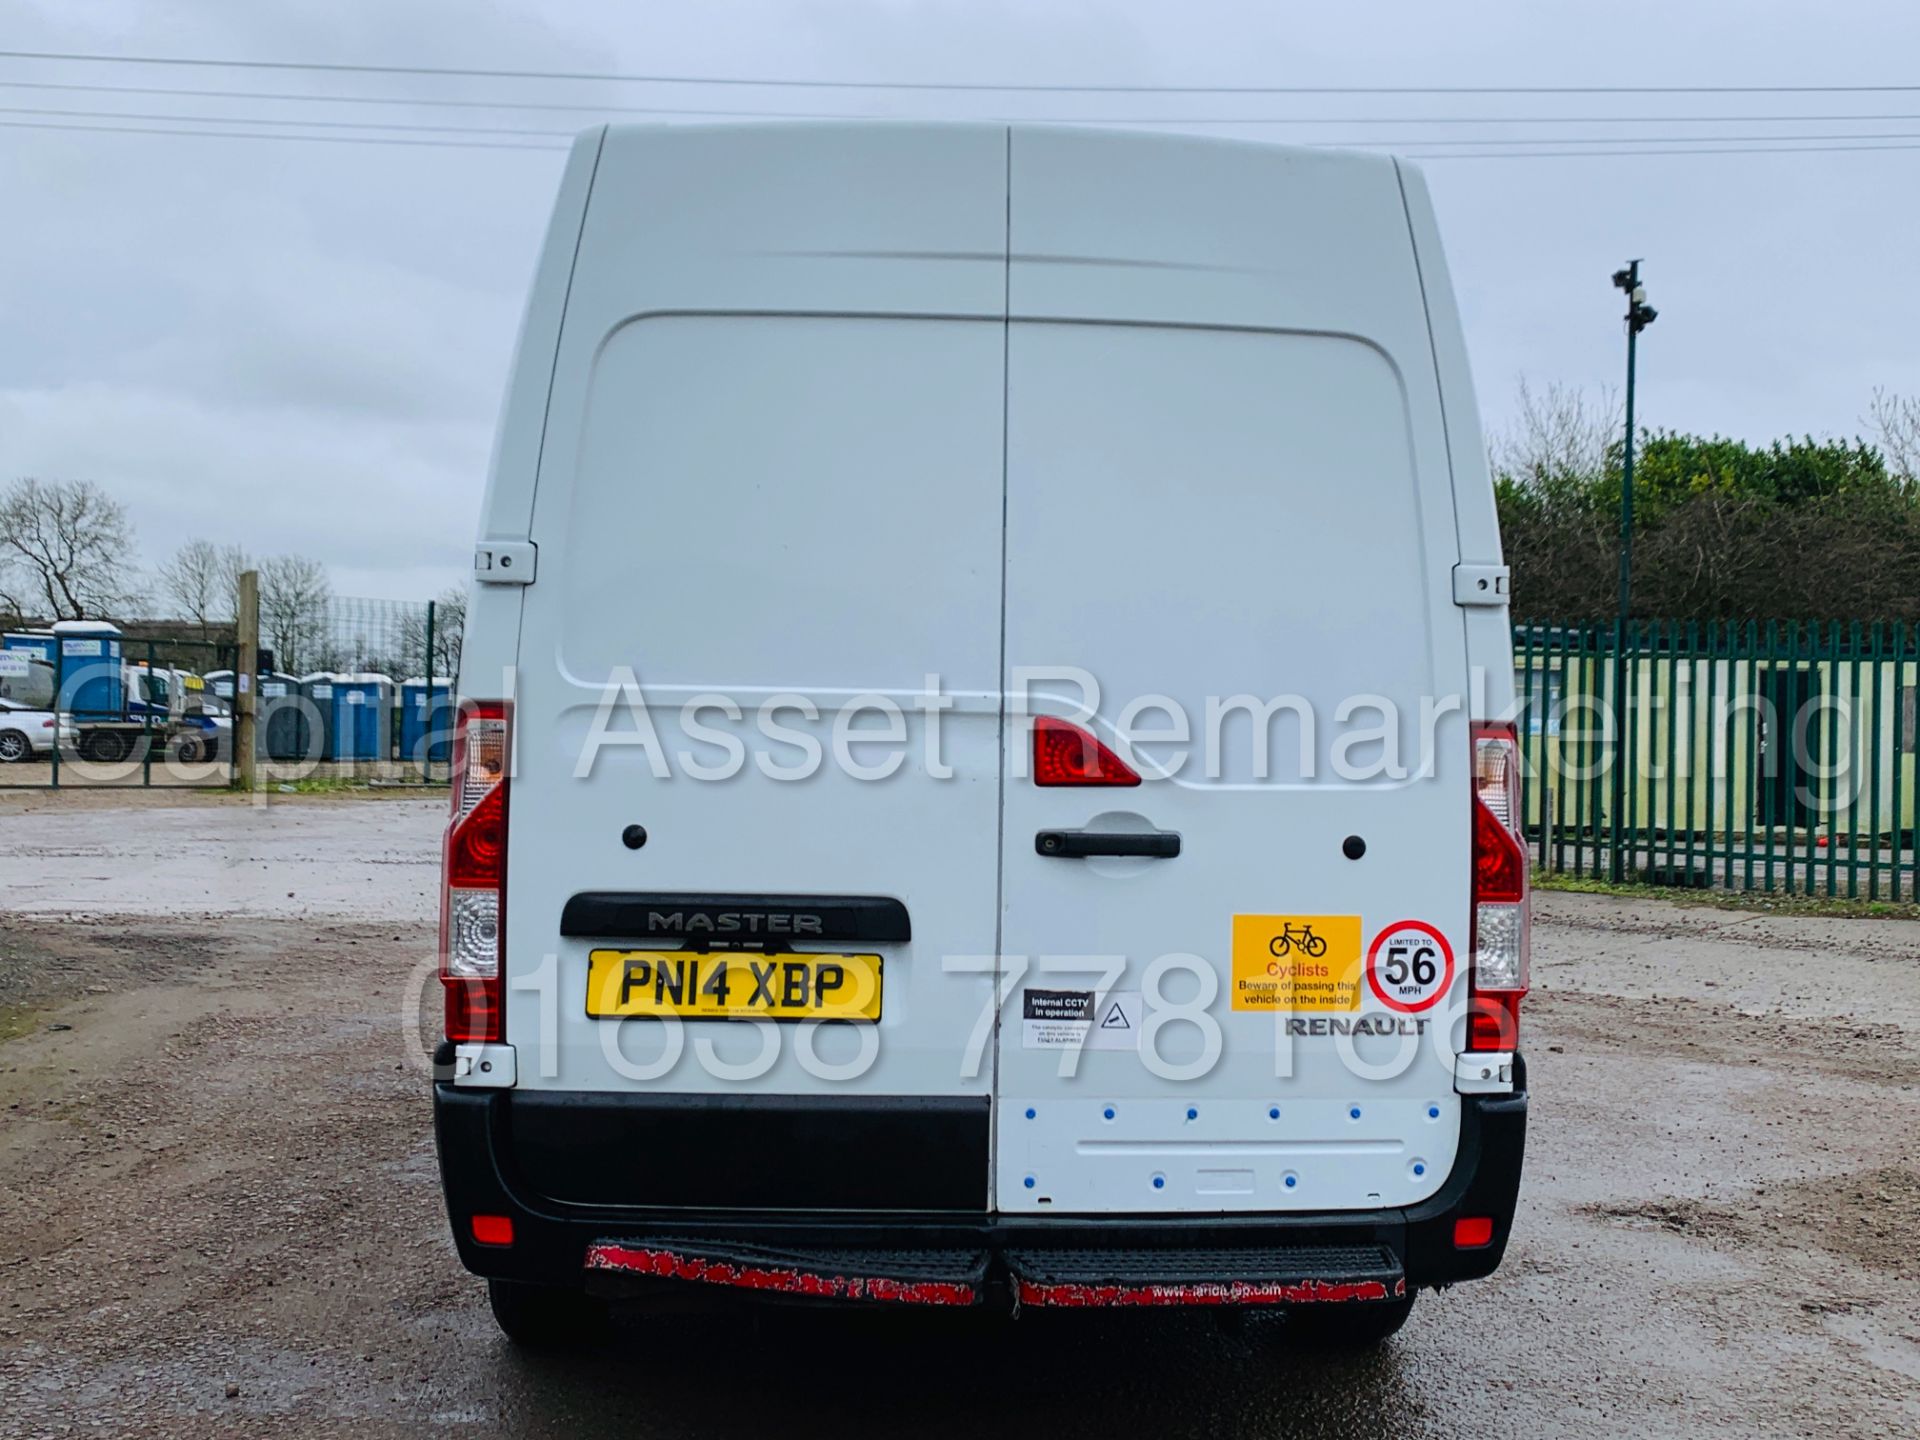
1006,1244,1405,1308
584,1238,1404,1309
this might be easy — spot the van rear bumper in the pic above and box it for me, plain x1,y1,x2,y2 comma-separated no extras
433,1062,1527,1308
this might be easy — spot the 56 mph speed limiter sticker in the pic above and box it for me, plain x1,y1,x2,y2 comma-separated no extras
1365,921,1455,1013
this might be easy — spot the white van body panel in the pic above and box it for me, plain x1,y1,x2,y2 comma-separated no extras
503,126,1009,1101
462,132,605,700
1395,162,1517,717
995,130,1470,1212
469,123,1512,1219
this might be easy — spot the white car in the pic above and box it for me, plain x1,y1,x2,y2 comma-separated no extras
436,123,1529,1349
0,697,63,762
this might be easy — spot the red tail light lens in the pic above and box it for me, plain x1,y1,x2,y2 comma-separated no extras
442,701,510,1044
1468,722,1529,1053
446,784,506,888
1033,715,1140,787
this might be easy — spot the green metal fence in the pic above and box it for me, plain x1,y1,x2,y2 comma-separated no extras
1515,620,1920,901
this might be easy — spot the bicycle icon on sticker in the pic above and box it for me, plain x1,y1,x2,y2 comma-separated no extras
1267,923,1328,959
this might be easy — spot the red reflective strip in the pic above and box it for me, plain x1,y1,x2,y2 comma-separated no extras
1016,1276,1403,1308
584,1243,977,1307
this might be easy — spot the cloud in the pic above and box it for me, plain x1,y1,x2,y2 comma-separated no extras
5,0,1920,608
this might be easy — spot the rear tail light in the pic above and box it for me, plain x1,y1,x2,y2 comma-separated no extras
1033,715,1140,787
1468,722,1529,1052
442,701,510,1043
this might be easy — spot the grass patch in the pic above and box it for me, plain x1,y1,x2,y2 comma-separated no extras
248,776,447,797
1534,869,1920,919
0,1003,43,1043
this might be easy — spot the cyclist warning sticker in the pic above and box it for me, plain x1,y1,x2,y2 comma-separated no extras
1230,915,1363,1012
1365,920,1456,1013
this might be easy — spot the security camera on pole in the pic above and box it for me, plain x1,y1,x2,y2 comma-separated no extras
1608,261,1657,883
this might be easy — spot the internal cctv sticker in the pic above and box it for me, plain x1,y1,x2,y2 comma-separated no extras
1365,920,1456,1013
1230,915,1363,1012
1021,989,1142,1050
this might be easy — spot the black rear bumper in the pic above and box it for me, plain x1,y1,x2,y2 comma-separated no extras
434,1062,1527,1309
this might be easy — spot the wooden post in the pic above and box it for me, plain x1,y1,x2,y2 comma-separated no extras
236,569,260,792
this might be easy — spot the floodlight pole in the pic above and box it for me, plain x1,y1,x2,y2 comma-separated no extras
1609,260,1656,882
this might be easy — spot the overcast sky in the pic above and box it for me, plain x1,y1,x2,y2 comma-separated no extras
4,0,1919,605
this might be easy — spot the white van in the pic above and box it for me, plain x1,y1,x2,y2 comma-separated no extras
435,123,1529,1347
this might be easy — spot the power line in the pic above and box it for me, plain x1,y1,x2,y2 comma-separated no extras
7,78,1920,127
2,48,1918,96
9,104,1920,151
0,78,842,119
4,116,1917,162
1372,130,1920,148
1418,140,1920,159
0,119,565,151
0,104,563,138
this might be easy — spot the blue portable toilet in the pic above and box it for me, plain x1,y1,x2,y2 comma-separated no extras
400,677,454,764
259,672,311,761
330,673,392,761
50,620,123,720
300,673,338,762
3,631,57,666
204,668,236,700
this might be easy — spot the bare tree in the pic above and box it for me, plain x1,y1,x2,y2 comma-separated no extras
397,585,468,680
157,539,253,629
1488,378,1620,496
1868,387,1920,486
433,585,467,680
0,477,144,620
257,555,333,674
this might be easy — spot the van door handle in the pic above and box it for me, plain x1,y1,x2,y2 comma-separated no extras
1036,829,1181,859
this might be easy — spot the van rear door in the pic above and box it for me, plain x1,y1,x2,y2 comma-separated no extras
503,129,1010,1184
996,129,1473,1214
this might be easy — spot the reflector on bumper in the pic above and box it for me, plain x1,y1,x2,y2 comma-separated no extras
586,1241,986,1306
1004,1243,1406,1308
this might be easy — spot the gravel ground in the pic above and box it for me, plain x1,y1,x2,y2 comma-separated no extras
0,796,1916,1437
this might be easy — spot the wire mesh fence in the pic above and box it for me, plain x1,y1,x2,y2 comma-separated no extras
260,595,462,786
1516,619,1920,901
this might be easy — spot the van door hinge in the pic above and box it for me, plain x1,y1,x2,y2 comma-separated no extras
1452,563,1510,607
474,541,537,585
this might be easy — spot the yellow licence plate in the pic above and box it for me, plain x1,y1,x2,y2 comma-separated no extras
586,951,883,1021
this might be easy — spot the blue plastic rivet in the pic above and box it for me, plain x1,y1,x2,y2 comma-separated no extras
1186,1107,1198,1121
1350,1106,1362,1120
1025,1107,1036,1119
1152,1176,1165,1189
1268,1106,1281,1120
1284,1175,1298,1188
1428,1105,1441,1119
1023,1176,1035,1189
1103,1106,1115,1121
1413,1163,1426,1177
